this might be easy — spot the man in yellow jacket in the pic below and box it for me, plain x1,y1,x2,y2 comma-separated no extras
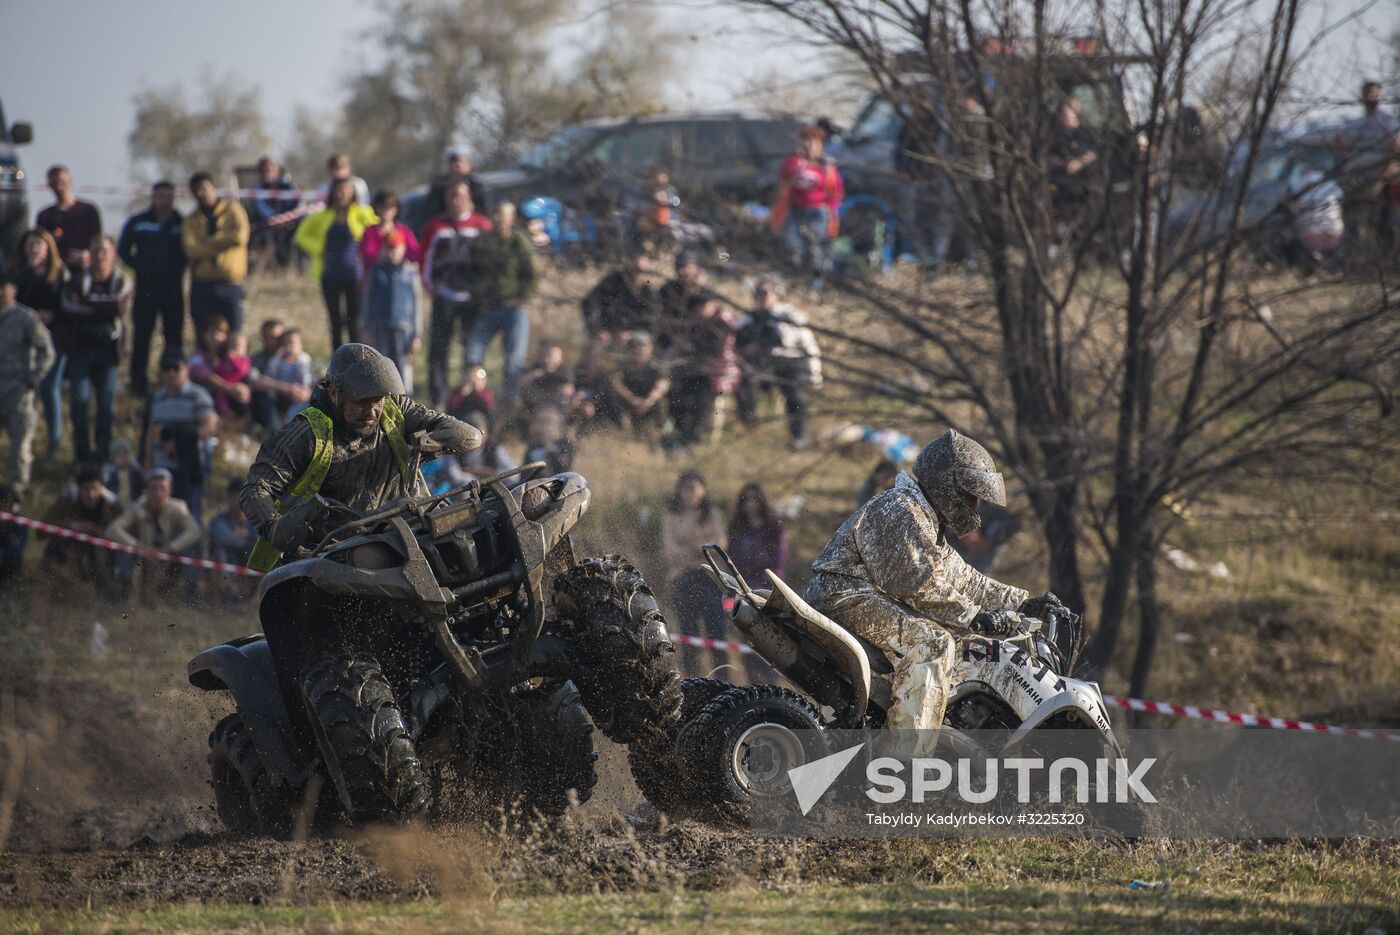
183,172,250,337
294,178,379,349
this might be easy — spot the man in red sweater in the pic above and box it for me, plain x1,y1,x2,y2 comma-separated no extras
773,125,845,289
419,181,493,408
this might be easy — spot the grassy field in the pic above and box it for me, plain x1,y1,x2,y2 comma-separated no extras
2,265,1397,932
5,838,1399,933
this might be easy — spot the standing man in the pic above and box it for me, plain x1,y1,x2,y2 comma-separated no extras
735,278,822,447
1336,81,1400,258
465,202,538,405
0,271,56,499
312,153,371,209
36,165,102,272
420,181,492,408
247,156,300,269
425,147,486,218
182,172,250,337
58,234,131,466
118,180,186,397
145,350,219,522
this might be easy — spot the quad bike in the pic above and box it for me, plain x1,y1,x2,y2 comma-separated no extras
188,455,681,834
631,545,1122,821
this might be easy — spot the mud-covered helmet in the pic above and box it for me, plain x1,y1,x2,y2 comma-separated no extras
324,343,404,399
912,429,1007,538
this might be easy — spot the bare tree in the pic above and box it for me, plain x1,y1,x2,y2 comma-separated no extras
128,71,271,184
739,0,1400,693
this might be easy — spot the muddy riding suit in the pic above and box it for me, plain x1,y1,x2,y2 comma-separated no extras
804,430,1034,731
241,344,481,570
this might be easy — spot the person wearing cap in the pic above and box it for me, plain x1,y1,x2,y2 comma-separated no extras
106,467,203,604
241,343,482,571
360,224,420,389
0,270,57,500
144,349,219,522
0,270,57,501
425,147,487,220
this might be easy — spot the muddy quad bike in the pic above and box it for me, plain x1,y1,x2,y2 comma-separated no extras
631,545,1121,821
188,456,681,834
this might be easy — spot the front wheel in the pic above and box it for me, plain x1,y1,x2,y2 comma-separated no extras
301,655,431,825
553,556,682,745
675,684,825,822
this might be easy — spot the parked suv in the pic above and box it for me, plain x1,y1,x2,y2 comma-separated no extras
402,112,805,233
0,96,34,263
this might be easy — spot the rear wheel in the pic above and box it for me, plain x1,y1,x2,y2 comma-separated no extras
553,556,682,745
628,676,730,815
676,684,825,822
208,714,292,836
301,655,430,825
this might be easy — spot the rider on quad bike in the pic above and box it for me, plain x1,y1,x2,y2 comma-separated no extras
241,343,482,571
803,429,1064,732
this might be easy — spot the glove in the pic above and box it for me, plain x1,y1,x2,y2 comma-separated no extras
969,609,1022,638
1019,591,1065,621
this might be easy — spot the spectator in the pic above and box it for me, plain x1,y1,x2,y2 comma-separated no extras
667,293,738,446
656,250,713,349
189,314,252,417
1336,81,1400,253
102,438,144,507
35,165,102,272
40,463,120,594
425,146,486,218
260,326,315,424
294,177,378,349
580,249,661,342
118,181,186,397
447,365,496,424
246,156,300,269
207,477,257,608
772,126,843,289
144,350,218,522
735,279,822,446
466,202,538,404
313,153,372,209
661,470,726,675
1048,97,1099,217
727,482,789,586
523,405,576,475
0,485,25,590
0,270,56,499
106,467,202,604
1287,169,1345,266
58,234,131,465
183,172,250,336
598,333,670,436
13,229,67,458
950,501,1022,574
360,190,422,268
360,226,420,390
623,165,678,247
421,180,493,407
856,458,899,506
246,318,285,433
518,342,574,419
456,410,517,479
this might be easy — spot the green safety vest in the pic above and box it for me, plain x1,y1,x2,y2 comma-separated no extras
246,398,422,572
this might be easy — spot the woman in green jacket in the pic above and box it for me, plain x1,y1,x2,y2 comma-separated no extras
294,178,378,349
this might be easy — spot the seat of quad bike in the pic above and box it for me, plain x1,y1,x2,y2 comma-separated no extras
764,572,876,725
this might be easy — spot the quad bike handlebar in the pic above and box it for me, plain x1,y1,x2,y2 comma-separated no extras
307,461,550,555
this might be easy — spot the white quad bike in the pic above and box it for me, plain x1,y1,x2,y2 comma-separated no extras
630,545,1123,820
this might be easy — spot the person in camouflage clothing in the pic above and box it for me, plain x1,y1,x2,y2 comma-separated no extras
0,271,57,500
241,343,481,570
805,429,1061,731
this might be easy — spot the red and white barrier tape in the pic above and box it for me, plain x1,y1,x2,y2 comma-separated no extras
3,510,1393,741
0,510,262,578
667,632,1400,741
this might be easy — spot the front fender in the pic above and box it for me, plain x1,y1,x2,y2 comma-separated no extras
187,636,304,784
1002,677,1123,757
